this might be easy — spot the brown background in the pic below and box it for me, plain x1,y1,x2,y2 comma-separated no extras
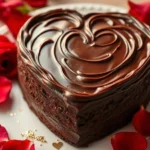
51,0,146,8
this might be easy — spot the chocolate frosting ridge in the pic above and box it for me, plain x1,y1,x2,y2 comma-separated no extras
18,9,150,102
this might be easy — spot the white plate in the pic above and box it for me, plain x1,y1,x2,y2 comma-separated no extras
0,3,150,150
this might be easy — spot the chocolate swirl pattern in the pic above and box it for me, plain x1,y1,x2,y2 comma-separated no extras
19,9,150,101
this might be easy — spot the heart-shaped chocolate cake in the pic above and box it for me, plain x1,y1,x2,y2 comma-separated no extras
17,9,150,146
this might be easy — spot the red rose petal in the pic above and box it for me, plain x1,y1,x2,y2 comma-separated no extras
0,0,23,8
0,141,6,150
128,0,150,25
0,125,9,149
0,39,17,78
1,10,30,38
0,36,9,43
0,125,9,142
0,1,30,38
0,76,12,103
111,132,147,150
25,0,47,7
1,140,35,150
132,106,150,136
0,41,16,49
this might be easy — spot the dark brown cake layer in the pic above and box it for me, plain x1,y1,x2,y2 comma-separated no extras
17,9,150,146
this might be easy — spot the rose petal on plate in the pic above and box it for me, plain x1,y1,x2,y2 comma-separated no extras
0,41,17,78
1,140,35,150
111,132,147,150
0,0,23,8
0,36,9,43
0,76,12,103
1,10,30,38
132,106,150,136
0,125,9,142
0,141,6,150
25,0,47,7
128,0,150,25
0,125,9,149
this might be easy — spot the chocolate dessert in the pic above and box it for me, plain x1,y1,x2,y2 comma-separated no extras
17,9,150,146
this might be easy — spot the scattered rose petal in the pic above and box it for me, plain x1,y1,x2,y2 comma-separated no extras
0,38,17,78
111,132,147,150
0,0,48,38
132,106,150,136
0,36,9,43
0,125,35,150
1,140,35,150
128,0,150,25
0,76,12,103
0,125,9,149
1,10,30,38
0,125,9,142
0,0,23,8
0,141,6,150
24,0,47,7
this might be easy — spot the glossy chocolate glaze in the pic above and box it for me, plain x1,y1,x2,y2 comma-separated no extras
18,9,150,102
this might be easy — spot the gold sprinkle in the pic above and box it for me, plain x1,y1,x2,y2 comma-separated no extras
36,136,47,143
43,140,47,143
36,136,44,141
52,141,63,150
26,130,35,139
21,132,25,137
21,130,47,144
17,120,20,123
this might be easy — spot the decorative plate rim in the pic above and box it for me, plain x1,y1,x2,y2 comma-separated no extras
30,3,127,16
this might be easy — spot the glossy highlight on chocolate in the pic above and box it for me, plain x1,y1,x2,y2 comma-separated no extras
18,9,150,101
